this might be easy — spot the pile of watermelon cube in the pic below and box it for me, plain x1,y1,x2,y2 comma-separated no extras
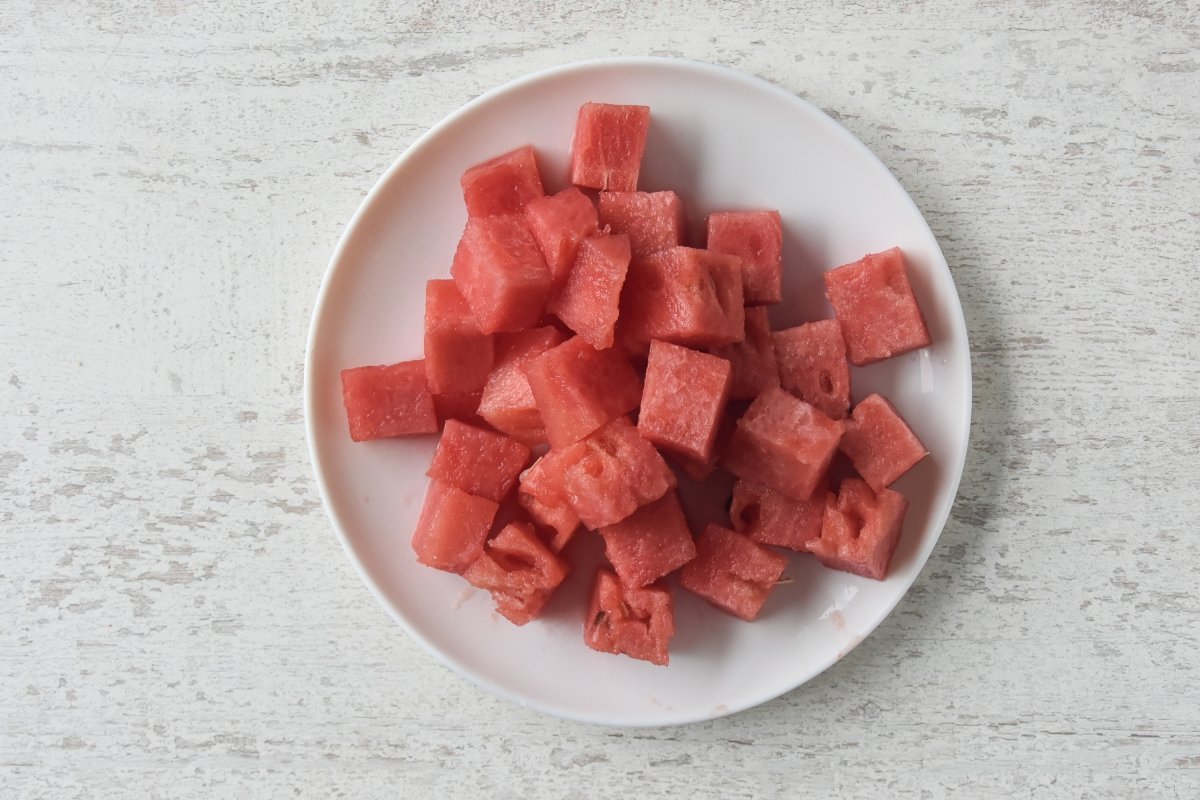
340,102,931,666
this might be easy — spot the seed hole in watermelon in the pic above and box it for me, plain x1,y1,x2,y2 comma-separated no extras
735,500,761,530
846,510,865,539
819,371,834,394
493,550,537,572
886,271,907,296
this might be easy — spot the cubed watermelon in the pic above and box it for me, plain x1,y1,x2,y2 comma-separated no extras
638,340,732,462
426,419,531,503
460,145,545,218
451,214,552,334
431,390,487,429
599,491,696,588
730,478,825,552
523,335,642,449
569,102,651,192
807,477,908,580
723,387,844,501
516,455,580,552
584,568,674,666
547,233,631,349
705,210,783,305
524,187,600,296
597,191,686,258
477,326,566,445
340,360,438,441
840,393,927,492
823,247,931,365
411,479,499,573
773,319,852,420
424,279,494,394
618,246,745,350
708,306,780,401
463,521,570,625
679,524,787,621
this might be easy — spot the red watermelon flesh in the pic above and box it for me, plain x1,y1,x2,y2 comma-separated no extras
523,335,642,450
723,387,844,501
424,279,494,394
823,247,931,365
706,210,783,305
638,340,732,462
665,402,742,481
548,233,631,349
477,326,566,446
426,419,531,503
584,568,674,666
411,479,499,573
679,524,787,621
599,491,696,588
773,319,852,420
463,521,570,625
340,360,438,441
431,390,486,429
460,144,545,218
840,393,927,492
618,246,745,350
597,191,686,258
516,456,580,552
524,187,600,296
807,477,908,580
708,305,780,401
730,477,825,552
569,102,651,192
451,214,552,334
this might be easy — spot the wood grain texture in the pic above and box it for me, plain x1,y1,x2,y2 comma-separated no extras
2,1,1198,797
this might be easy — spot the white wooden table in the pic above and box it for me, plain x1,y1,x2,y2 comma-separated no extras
4,2,1198,797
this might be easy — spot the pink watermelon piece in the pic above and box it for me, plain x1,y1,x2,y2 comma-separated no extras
664,402,742,481
597,191,686,258
823,247,931,365
524,187,600,296
548,233,631,349
460,145,545,218
706,210,783,305
426,419,531,503
411,479,499,573
523,335,642,450
599,491,696,588
431,390,487,430
477,326,567,446
679,524,787,621
723,387,844,501
638,340,732,462
450,214,552,334
730,477,825,552
773,319,852,420
840,393,927,492
463,521,570,625
569,102,651,192
516,455,580,552
424,279,494,395
807,477,908,580
584,568,674,666
708,305,780,401
340,360,438,441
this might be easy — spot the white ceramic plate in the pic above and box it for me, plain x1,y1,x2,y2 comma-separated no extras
304,57,971,726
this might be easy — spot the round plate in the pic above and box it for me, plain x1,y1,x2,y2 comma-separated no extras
304,57,971,726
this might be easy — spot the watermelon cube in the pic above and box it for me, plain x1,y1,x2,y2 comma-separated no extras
807,477,908,580
477,326,566,446
524,187,600,296
411,479,499,573
679,524,788,621
450,214,552,334
426,419,531,503
569,102,651,192
431,390,486,429
553,416,675,529
730,478,825,552
597,191,686,258
706,210,783,305
709,306,781,401
723,387,844,501
584,568,674,666
638,340,732,462
619,246,745,350
340,360,438,441
599,491,696,588
547,233,631,349
823,247,931,365
773,319,852,420
460,145,545,218
523,335,642,449
463,521,570,625
516,455,580,551
424,279,494,395
840,393,927,492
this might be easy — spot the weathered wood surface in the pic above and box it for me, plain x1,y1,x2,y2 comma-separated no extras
2,2,1198,797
